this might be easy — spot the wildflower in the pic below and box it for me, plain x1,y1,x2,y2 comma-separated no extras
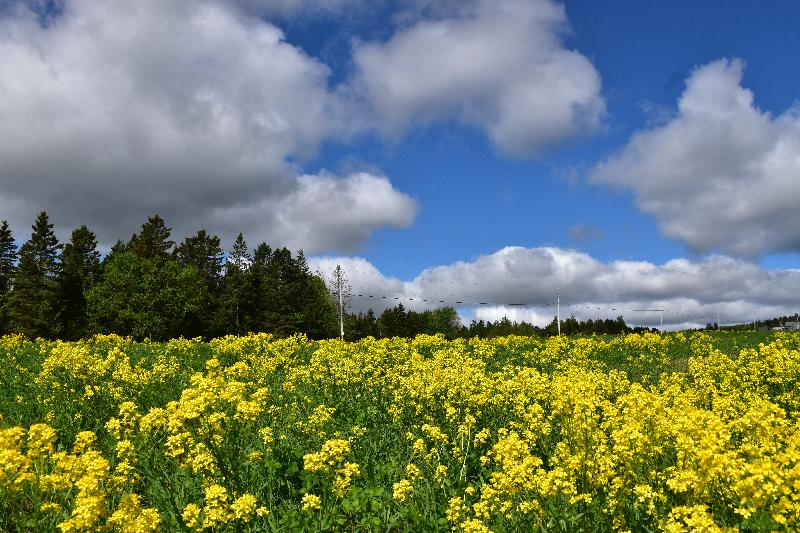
230,494,258,522
393,479,413,504
182,503,201,529
301,493,321,512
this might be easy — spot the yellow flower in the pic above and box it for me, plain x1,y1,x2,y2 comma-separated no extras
301,493,321,512
27,423,56,458
230,494,258,522
182,503,201,529
393,479,413,504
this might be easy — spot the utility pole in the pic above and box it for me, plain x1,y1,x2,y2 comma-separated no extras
336,265,344,340
717,310,720,330
556,287,561,336
660,308,663,331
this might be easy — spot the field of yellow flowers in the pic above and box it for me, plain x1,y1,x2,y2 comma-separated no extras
1,331,799,532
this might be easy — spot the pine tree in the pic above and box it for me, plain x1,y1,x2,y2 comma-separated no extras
7,212,62,338
175,230,223,337
59,225,101,340
263,247,298,335
102,240,127,267
248,242,274,333
175,230,224,291
128,214,174,262
0,220,18,333
218,233,251,335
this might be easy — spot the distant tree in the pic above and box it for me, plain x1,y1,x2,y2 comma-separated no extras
346,309,380,340
87,252,206,340
217,233,250,335
7,212,62,338
563,315,580,335
128,214,174,262
379,304,408,338
175,230,224,291
102,239,127,267
424,307,462,338
59,225,101,340
0,221,17,333
299,273,338,339
258,247,298,335
176,230,224,337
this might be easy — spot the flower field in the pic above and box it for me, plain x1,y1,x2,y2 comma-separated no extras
1,331,799,532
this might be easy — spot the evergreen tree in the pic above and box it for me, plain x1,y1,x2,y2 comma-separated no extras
247,242,274,333
128,214,174,262
175,230,224,291
175,230,224,337
346,309,379,340
7,212,62,338
265,247,304,336
0,221,17,333
379,304,409,338
59,225,101,340
298,272,338,339
103,239,128,267
217,233,250,335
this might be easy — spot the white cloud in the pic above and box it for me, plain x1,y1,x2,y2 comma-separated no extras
307,255,406,311
313,246,800,329
591,58,800,256
245,172,418,253
348,0,605,157
0,0,415,252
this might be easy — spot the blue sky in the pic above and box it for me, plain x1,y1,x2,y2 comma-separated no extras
2,0,800,327
296,0,800,277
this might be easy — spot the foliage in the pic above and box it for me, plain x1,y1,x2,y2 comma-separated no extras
0,220,17,332
86,252,208,340
6,212,62,338
1,331,800,531
59,225,101,340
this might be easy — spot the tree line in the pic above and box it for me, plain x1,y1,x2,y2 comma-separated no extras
0,212,645,341
0,213,336,340
344,305,649,341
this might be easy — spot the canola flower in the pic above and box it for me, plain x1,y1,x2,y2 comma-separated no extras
0,331,799,531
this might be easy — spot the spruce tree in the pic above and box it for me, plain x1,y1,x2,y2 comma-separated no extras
218,233,250,335
175,230,223,337
0,221,18,333
7,212,62,338
263,247,296,335
128,214,174,262
247,242,274,333
175,230,224,291
59,225,101,340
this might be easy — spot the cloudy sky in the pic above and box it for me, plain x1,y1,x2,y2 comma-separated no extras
2,0,800,328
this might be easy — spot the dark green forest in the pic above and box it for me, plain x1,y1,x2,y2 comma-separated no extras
0,212,649,341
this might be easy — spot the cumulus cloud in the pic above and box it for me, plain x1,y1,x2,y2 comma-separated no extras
349,0,605,157
591,58,800,256
250,172,418,253
313,246,800,329
0,0,415,251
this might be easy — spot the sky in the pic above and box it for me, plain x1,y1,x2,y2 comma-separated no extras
1,0,800,329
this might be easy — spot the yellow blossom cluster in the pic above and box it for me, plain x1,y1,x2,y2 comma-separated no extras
1,331,799,531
